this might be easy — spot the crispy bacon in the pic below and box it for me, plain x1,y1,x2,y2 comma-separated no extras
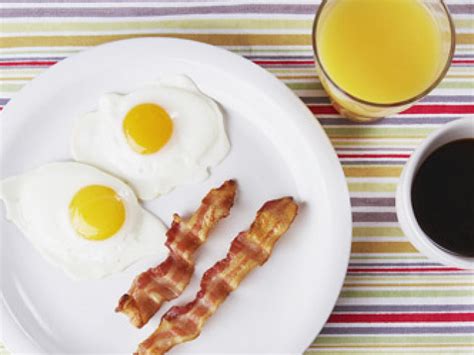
136,197,298,355
116,180,237,328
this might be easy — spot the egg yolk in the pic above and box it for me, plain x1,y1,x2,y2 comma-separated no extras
69,185,126,241
123,103,173,155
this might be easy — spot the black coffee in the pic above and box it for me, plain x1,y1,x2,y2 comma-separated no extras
411,139,474,257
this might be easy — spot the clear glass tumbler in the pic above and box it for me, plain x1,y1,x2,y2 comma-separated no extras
312,0,455,122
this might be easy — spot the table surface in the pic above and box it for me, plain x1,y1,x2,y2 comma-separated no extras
0,0,473,353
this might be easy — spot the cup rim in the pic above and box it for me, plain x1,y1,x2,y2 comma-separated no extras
396,118,474,270
311,0,456,108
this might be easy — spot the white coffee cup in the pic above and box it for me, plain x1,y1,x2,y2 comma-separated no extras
396,117,474,269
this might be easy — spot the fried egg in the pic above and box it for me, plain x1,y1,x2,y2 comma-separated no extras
0,162,167,279
72,75,230,200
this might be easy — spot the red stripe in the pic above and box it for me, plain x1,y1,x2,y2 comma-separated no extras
403,105,474,114
338,154,410,159
328,313,474,323
254,59,474,66
254,59,474,65
254,60,314,65
348,267,462,273
309,105,474,115
452,60,474,64
309,105,339,114
0,61,57,67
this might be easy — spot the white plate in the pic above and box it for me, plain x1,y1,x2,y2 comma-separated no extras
0,38,351,354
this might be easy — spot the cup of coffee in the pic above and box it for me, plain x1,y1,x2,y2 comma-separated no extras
396,118,474,269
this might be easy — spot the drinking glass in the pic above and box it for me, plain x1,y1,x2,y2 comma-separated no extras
312,0,455,122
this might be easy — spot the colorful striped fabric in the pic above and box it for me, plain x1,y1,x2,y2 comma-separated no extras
1,0,473,353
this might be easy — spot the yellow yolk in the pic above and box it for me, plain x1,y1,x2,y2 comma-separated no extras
123,103,173,155
69,185,126,241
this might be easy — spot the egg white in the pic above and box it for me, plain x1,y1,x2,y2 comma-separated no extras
71,75,230,200
0,162,168,279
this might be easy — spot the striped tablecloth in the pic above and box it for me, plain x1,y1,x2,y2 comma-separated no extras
1,1,473,353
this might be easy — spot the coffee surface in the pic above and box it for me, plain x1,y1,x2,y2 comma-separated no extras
411,139,474,257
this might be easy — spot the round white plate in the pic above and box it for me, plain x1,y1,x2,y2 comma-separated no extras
0,38,351,354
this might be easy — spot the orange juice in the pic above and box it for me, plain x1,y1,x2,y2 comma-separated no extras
316,0,443,104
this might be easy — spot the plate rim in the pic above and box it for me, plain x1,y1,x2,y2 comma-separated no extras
0,37,352,354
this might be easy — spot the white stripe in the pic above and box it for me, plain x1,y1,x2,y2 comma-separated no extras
0,0,320,8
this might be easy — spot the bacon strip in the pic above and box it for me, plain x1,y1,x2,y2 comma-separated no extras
136,196,298,355
116,180,237,328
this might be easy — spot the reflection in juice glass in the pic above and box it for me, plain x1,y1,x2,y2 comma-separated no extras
312,0,455,122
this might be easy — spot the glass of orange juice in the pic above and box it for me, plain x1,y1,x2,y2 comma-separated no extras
312,0,455,122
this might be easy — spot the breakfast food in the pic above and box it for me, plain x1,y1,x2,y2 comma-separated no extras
72,74,230,200
0,162,168,279
116,180,237,328
136,197,298,355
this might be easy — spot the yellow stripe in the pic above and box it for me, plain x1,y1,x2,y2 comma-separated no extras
0,77,33,81
447,74,474,78
351,242,418,253
1,32,470,49
457,33,474,45
0,33,312,48
353,227,403,237
344,166,402,178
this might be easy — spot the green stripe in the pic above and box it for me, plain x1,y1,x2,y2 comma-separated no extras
456,46,474,53
287,82,322,90
0,83,24,92
438,81,474,89
349,183,397,193
331,140,421,147
325,127,435,138
454,19,474,29
288,81,474,90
